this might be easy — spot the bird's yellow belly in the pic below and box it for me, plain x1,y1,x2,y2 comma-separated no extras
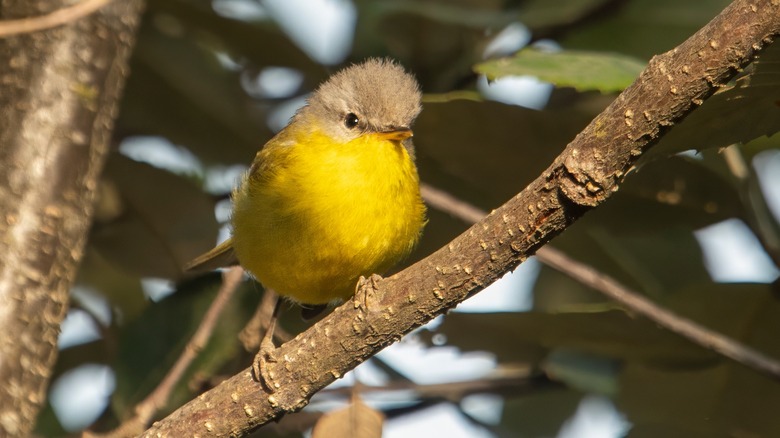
231,133,425,304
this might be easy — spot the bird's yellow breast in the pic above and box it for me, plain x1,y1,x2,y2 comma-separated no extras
230,127,426,304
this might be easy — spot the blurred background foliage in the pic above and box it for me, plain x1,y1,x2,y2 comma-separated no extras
36,0,780,436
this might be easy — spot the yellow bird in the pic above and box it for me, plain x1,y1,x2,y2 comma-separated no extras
186,59,426,381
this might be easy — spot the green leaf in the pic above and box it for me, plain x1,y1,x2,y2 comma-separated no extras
410,96,609,264
529,156,742,309
32,400,67,437
111,274,260,417
360,0,517,29
76,247,148,321
534,227,710,310
90,154,219,279
742,132,780,158
415,99,596,208
518,0,616,31
440,311,712,365
618,283,780,437
560,0,732,59
544,349,621,395
475,48,646,93
118,17,273,165
592,156,744,232
147,0,315,71
353,0,507,91
500,388,583,437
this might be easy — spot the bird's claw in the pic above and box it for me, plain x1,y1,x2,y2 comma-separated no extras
354,273,383,311
252,335,279,392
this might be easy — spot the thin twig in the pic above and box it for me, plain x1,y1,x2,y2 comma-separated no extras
319,364,542,399
420,184,486,224
535,248,780,378
271,370,545,438
0,0,113,38
136,267,245,421
85,267,245,438
420,182,780,380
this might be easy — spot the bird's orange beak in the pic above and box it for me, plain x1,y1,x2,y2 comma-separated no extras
377,127,413,142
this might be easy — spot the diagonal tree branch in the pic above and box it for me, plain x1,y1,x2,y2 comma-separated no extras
141,0,780,435
421,182,780,380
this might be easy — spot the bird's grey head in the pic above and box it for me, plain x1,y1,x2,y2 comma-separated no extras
302,58,422,148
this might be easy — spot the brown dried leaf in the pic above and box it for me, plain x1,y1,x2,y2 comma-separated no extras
311,398,384,438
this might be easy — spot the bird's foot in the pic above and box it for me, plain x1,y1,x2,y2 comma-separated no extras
354,274,383,312
252,335,279,392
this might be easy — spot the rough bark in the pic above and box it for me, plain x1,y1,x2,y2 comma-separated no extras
142,0,780,436
0,1,143,435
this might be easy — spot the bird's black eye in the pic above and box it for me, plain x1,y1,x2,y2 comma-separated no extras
344,113,359,129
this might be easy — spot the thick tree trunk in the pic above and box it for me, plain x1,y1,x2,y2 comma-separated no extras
0,1,143,435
